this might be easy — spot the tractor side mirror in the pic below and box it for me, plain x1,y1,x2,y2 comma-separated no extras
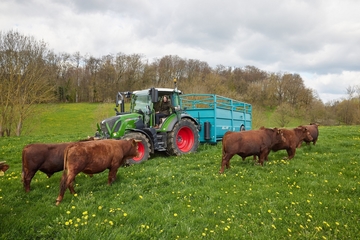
150,88,158,103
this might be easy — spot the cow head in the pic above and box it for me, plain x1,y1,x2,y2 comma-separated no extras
302,127,314,141
275,128,286,143
131,139,141,158
0,161,9,174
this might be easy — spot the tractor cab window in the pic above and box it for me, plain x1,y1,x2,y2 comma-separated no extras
154,94,173,112
131,94,151,113
171,93,180,109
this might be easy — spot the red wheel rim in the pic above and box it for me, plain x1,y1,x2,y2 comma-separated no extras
176,126,194,152
132,141,144,162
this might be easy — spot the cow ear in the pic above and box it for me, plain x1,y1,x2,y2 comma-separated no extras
132,139,141,146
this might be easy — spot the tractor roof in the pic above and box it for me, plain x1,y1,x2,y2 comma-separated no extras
133,88,182,95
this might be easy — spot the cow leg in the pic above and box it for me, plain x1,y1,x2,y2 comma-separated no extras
22,170,36,193
56,170,76,205
108,168,119,185
68,180,76,194
286,148,295,160
56,171,68,205
219,153,234,174
65,172,77,194
259,151,269,166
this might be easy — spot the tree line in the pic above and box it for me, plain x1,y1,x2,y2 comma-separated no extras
1,30,360,136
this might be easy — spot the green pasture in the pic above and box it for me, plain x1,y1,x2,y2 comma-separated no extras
0,103,359,239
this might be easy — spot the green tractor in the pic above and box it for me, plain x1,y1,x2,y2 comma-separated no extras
95,81,200,164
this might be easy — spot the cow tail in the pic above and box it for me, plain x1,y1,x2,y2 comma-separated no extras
222,134,228,160
21,148,26,183
59,146,70,193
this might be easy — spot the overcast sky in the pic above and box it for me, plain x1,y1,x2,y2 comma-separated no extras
1,0,359,103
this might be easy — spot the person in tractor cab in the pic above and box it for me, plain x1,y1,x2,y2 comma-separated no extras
154,95,172,128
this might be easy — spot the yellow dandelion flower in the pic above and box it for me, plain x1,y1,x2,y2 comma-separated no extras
109,221,114,226
82,211,88,215
98,206,102,210
71,206,76,209
66,211,71,214
174,213,178,217
123,213,128,217
65,221,69,226
272,224,276,229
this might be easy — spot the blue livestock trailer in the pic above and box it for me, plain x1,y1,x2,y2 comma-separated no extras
180,94,252,144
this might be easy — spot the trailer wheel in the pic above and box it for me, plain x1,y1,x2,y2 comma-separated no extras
124,132,151,164
167,119,199,156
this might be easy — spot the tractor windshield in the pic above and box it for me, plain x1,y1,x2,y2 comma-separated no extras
131,94,151,113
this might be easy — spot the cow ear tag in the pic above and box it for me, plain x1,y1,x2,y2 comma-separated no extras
0,171,4,176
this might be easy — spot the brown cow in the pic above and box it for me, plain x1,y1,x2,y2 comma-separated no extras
270,126,313,160
220,127,285,174
22,137,95,192
0,161,9,174
298,123,319,146
55,139,139,205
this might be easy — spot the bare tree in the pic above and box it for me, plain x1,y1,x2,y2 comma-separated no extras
272,102,293,127
0,30,55,136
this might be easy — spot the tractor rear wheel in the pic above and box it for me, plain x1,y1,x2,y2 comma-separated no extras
167,119,199,156
124,132,151,164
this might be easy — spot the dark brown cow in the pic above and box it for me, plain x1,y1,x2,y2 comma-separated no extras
298,123,319,146
22,137,95,192
55,139,139,205
270,126,313,160
220,127,285,174
0,161,9,174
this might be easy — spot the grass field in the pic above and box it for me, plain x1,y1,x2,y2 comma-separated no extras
0,103,359,239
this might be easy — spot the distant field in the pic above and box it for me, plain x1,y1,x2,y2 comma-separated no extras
0,103,359,239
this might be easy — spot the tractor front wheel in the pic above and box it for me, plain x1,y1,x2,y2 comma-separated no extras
167,119,199,156
124,132,151,164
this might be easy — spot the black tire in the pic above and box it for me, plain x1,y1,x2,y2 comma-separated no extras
240,125,245,131
124,132,151,164
167,119,199,156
